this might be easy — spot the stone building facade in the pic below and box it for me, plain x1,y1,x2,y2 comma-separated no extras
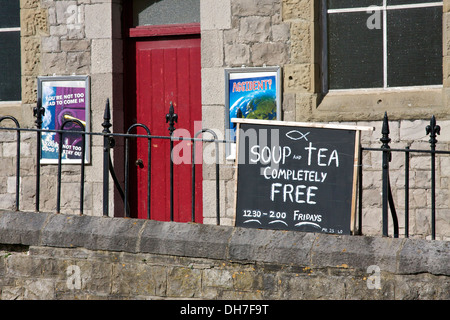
0,0,449,239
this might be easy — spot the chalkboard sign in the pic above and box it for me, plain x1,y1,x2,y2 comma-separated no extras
233,119,373,235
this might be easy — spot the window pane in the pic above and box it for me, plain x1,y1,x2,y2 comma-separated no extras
133,0,200,26
0,0,20,28
328,12,383,89
387,6,442,87
328,1,382,9
387,0,442,5
0,32,21,101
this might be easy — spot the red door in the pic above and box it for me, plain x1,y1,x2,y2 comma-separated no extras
132,28,202,222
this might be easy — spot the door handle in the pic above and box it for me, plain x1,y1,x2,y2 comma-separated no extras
135,159,144,168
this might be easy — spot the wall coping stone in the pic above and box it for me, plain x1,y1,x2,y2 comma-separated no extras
0,210,448,276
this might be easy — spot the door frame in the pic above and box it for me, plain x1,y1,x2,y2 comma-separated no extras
129,23,200,38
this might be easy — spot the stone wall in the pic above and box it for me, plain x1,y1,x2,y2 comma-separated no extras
0,210,448,300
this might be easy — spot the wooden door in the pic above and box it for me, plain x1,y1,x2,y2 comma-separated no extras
133,32,202,222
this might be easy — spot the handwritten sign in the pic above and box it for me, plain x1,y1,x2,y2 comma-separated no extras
233,119,373,235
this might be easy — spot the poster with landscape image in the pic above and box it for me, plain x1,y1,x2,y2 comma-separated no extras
225,67,281,158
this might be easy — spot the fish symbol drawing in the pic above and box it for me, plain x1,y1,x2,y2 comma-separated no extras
286,130,310,141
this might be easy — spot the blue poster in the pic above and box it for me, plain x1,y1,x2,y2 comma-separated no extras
227,70,279,143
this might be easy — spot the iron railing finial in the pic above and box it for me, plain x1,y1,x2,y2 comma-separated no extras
166,101,178,135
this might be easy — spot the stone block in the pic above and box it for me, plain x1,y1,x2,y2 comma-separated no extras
251,42,289,66
21,8,48,37
55,1,77,24
61,39,90,52
238,16,271,43
203,160,235,182
440,156,450,177
42,52,67,74
398,239,450,275
47,6,57,25
139,219,233,260
3,142,30,157
201,30,224,68
290,21,313,64
231,0,281,17
167,266,202,298
228,227,316,265
444,56,450,88
201,105,226,133
49,25,67,37
85,3,112,39
0,131,18,142
282,93,296,121
201,0,231,31
111,262,167,296
283,0,315,22
0,195,15,211
201,68,225,105
202,268,234,289
41,214,145,252
0,211,50,246
21,0,40,9
272,23,290,42
203,179,225,222
41,36,60,53
21,37,41,76
91,39,112,74
224,43,250,67
311,234,403,273
284,64,312,93
444,13,450,57
445,0,450,13
399,120,429,141
66,51,91,74
6,177,18,194
5,254,43,278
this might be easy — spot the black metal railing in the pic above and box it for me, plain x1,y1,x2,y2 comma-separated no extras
0,99,226,225
0,102,449,239
361,112,450,240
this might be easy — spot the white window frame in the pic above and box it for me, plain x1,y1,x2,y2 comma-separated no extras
322,0,443,93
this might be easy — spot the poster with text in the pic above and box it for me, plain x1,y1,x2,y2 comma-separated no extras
225,67,281,158
38,76,90,164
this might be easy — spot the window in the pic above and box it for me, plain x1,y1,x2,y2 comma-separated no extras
0,0,21,102
133,0,200,26
324,0,443,91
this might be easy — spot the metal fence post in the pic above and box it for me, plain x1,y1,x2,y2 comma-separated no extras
33,98,44,212
426,115,440,240
380,112,391,237
405,146,410,238
102,99,112,217
166,102,178,222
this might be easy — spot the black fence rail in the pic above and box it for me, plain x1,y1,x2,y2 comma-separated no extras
361,112,450,240
0,101,449,239
0,99,226,225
